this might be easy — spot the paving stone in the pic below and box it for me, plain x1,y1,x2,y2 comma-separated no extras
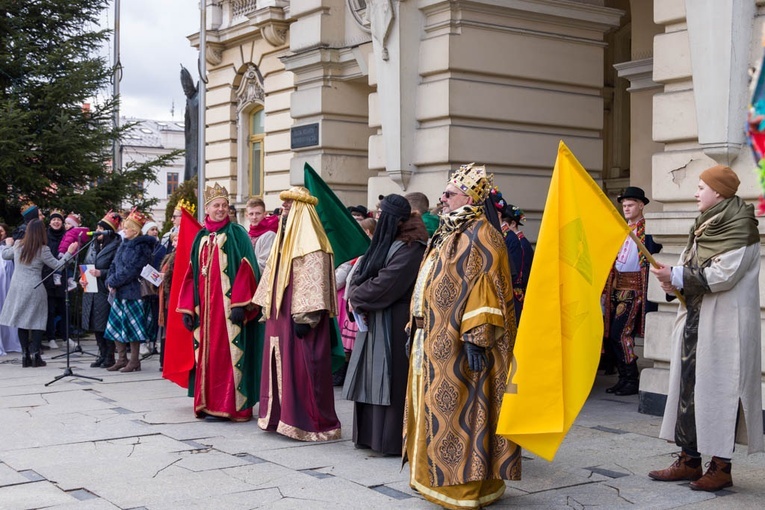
2,358,764,509
0,462,28,487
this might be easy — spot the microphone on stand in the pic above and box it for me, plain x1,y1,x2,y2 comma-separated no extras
85,230,114,237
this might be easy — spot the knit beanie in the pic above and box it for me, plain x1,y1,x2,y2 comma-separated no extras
142,221,159,235
49,210,65,222
699,165,740,198
21,204,39,223
65,213,81,228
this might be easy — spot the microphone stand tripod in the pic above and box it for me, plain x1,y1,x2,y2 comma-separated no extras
51,284,97,359
35,237,102,386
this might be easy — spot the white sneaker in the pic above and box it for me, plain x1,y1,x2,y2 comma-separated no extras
67,339,78,351
139,344,150,355
48,340,59,349
67,277,77,292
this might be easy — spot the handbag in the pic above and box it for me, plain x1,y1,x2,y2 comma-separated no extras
139,278,158,298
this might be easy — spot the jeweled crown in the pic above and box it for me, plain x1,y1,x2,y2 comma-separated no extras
449,163,493,202
204,183,229,205
175,198,196,215
125,208,148,229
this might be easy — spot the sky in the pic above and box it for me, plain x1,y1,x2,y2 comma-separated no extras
98,0,201,121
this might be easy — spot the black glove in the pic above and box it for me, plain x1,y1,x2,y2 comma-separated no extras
229,306,245,325
293,321,312,339
464,342,487,372
182,314,195,332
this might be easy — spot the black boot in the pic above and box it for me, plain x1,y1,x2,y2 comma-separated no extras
332,361,348,387
18,329,32,368
31,330,47,367
90,334,106,368
102,339,115,369
615,362,639,396
606,354,627,394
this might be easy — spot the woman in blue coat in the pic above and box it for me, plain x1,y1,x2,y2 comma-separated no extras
104,210,156,373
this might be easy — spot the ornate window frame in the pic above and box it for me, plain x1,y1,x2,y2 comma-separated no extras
235,64,266,202
347,0,371,32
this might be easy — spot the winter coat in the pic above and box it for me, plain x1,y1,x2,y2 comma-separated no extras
659,243,764,457
42,226,66,297
81,235,121,332
106,235,156,300
0,245,72,330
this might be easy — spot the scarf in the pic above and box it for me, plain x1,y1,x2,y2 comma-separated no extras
682,196,759,267
248,214,278,239
631,217,647,266
204,215,230,233
431,205,482,249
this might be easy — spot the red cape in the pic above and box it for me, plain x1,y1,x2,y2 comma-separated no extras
162,209,202,388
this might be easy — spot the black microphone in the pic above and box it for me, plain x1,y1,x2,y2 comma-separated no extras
85,230,113,236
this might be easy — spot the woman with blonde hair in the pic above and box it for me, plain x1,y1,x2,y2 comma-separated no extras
104,210,157,372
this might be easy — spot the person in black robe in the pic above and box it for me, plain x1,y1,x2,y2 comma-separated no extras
343,194,428,455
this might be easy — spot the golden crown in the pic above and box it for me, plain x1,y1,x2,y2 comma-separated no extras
125,208,148,229
279,186,318,206
175,198,196,215
204,183,229,205
100,210,121,231
49,209,65,219
449,163,493,202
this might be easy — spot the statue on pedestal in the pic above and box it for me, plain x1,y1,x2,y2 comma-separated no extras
180,66,199,181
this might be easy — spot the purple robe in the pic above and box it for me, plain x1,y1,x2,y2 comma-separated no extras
0,258,20,355
258,270,341,441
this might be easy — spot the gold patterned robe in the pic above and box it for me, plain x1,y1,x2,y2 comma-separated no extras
404,213,521,509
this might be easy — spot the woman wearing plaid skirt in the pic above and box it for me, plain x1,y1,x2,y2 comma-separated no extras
104,210,156,372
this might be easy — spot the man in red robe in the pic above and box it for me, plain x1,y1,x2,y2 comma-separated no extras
252,186,341,441
178,183,262,421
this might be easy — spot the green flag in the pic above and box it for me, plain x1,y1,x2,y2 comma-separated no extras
303,162,370,268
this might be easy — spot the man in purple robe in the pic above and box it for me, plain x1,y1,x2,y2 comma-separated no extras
252,186,341,441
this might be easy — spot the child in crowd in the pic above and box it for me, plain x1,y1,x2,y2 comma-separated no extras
58,213,89,254
58,213,89,291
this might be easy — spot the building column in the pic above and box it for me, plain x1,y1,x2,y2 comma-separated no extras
282,0,375,206
639,0,763,417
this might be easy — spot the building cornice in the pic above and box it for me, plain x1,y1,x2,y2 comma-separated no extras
614,58,659,92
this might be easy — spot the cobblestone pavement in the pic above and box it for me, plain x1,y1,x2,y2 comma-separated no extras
1,341,763,509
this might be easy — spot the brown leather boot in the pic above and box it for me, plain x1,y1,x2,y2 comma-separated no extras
689,457,732,491
120,342,141,372
648,452,703,481
107,342,128,371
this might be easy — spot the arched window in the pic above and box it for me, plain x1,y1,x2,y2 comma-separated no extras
249,107,265,197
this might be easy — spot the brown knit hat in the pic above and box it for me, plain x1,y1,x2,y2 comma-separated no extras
699,165,739,198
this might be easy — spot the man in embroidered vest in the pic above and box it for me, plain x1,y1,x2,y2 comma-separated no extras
403,163,520,509
648,165,763,491
601,186,662,396
177,183,262,421
252,186,341,441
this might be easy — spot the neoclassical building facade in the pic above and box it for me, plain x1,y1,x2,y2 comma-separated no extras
194,0,765,421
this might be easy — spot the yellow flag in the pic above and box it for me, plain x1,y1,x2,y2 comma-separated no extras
497,141,630,461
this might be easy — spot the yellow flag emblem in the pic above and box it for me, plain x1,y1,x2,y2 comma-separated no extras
497,141,630,461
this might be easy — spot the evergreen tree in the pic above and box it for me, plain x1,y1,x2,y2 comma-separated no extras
0,0,177,227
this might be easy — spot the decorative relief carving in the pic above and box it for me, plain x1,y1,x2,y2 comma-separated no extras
236,64,265,112
232,0,258,18
260,22,288,46
348,0,371,32
206,43,223,66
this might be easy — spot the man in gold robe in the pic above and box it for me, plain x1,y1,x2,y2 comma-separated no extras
404,163,521,509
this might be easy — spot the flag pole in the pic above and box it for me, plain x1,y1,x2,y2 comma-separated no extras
628,230,685,305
